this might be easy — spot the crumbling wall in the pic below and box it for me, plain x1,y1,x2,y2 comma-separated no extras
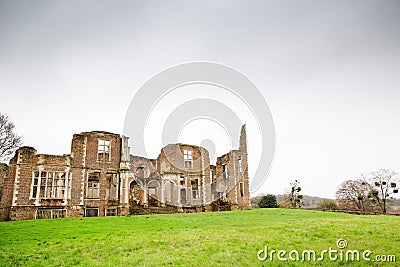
157,144,211,207
0,162,7,202
0,158,14,221
1,147,73,220
238,124,251,209
130,155,157,178
70,131,121,217
213,125,250,210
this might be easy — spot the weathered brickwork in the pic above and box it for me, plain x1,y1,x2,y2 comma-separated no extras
0,126,250,221
0,163,7,199
213,125,250,210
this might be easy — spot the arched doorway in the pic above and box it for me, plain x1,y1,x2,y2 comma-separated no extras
129,180,144,207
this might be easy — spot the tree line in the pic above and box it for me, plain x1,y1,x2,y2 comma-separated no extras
336,169,399,214
254,170,399,215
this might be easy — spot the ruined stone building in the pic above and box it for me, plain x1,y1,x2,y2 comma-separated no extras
0,163,7,204
0,125,250,220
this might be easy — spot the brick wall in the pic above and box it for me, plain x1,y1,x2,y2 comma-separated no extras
0,160,13,220
157,144,211,206
213,125,250,210
0,162,7,201
70,131,121,217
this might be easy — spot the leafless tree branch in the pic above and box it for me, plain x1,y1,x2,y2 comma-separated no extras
0,113,22,162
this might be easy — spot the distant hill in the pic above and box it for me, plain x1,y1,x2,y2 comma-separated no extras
275,194,333,208
250,195,328,208
250,194,332,208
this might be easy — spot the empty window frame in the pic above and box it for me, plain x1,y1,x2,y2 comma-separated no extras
86,172,100,199
85,208,99,217
31,171,68,199
192,189,199,199
239,182,245,197
36,209,66,219
98,139,111,161
180,188,187,203
179,180,185,186
179,175,185,186
191,178,199,187
148,181,159,198
238,156,243,173
222,164,228,178
183,149,193,168
32,172,39,198
211,183,216,199
105,208,117,216
106,173,118,200
191,178,199,199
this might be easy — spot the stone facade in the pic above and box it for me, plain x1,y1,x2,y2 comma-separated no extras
0,162,7,202
0,126,250,221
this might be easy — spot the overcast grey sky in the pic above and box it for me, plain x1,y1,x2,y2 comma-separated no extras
1,0,399,198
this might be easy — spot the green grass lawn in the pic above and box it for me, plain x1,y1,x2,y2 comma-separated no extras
0,209,399,266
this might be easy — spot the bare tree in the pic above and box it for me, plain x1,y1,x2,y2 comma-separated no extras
363,169,399,214
0,113,22,162
284,179,303,208
335,179,375,213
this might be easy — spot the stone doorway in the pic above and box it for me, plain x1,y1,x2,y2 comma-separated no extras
129,180,143,207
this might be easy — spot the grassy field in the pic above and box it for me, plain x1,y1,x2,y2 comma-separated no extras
0,209,399,266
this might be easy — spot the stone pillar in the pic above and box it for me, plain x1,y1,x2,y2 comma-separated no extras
177,183,181,206
160,179,165,206
143,185,147,207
